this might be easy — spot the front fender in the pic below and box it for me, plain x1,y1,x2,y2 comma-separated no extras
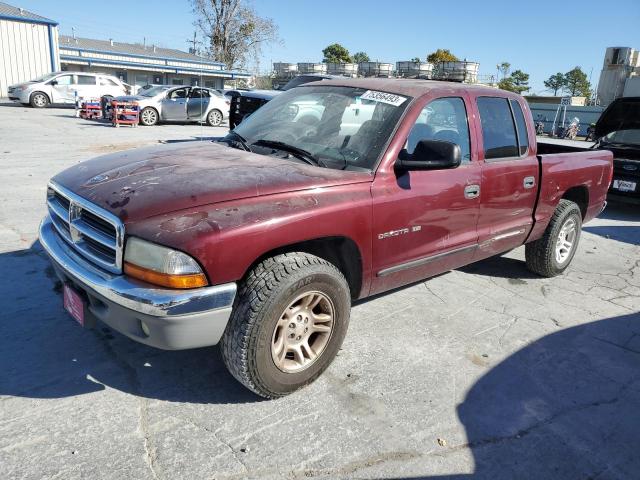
124,182,374,293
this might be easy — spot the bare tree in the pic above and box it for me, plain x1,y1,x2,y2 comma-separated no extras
192,0,279,70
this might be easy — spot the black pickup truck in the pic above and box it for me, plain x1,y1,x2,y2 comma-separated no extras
594,97,640,204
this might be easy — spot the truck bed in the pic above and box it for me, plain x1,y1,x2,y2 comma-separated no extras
537,138,596,155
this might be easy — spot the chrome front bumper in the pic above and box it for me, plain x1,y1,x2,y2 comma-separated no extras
39,216,237,350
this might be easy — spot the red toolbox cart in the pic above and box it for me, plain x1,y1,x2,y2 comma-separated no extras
111,101,139,127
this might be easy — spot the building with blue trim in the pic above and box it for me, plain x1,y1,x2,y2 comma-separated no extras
0,2,249,97
58,35,249,90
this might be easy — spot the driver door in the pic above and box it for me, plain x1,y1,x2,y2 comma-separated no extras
49,74,75,103
370,95,482,295
161,87,190,120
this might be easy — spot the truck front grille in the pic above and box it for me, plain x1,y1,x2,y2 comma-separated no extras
47,182,124,273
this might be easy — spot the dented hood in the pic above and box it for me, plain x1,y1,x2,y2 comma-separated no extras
52,141,371,224
595,97,640,139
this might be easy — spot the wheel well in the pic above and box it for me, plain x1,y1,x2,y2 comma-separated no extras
561,186,589,218
246,237,363,299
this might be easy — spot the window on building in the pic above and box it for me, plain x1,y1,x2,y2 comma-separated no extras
477,97,519,160
406,97,471,163
205,80,216,88
77,75,96,85
191,77,199,86
171,78,184,85
135,75,150,87
510,100,530,155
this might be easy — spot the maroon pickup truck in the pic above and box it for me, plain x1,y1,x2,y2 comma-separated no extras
40,79,613,398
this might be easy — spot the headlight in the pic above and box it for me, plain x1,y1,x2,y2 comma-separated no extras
123,237,208,289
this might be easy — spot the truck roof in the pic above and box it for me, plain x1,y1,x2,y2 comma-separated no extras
301,77,510,98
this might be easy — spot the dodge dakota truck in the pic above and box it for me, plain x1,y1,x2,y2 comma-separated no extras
39,79,613,398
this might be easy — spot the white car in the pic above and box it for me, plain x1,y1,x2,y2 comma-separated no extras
7,72,128,108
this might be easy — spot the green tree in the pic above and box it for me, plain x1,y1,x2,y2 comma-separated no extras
322,43,351,63
352,51,370,63
411,57,421,63
544,72,566,96
427,49,458,64
498,69,529,94
563,66,591,97
509,69,530,93
497,61,511,80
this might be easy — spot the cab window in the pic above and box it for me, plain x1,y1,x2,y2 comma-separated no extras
510,99,530,155
406,97,471,163
477,97,519,159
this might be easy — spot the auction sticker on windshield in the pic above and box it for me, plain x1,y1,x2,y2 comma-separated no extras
360,90,407,106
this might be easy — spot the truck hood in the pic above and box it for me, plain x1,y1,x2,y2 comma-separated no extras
595,97,640,138
52,141,371,223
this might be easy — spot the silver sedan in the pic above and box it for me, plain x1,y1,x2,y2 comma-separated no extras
114,86,230,126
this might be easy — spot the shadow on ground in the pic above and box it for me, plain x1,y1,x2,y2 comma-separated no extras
0,242,258,405
387,312,640,479
2,243,639,479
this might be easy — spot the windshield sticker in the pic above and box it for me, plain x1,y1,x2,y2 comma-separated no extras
360,90,407,106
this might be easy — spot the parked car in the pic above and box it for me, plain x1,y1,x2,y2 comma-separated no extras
593,97,640,204
228,74,337,128
7,72,128,108
114,86,229,126
39,79,612,398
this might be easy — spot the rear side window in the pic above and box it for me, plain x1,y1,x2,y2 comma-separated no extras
100,77,118,87
510,100,529,155
477,97,518,159
77,75,96,85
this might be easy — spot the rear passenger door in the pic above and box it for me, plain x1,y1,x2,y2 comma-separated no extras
75,74,98,100
473,96,539,258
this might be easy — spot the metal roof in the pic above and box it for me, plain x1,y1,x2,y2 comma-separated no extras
59,35,225,67
0,2,57,25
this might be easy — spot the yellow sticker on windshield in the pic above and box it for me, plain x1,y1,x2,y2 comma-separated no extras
360,90,407,106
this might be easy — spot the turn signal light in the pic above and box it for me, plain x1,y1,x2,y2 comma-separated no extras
124,262,208,289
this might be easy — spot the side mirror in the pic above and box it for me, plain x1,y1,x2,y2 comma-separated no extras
395,139,462,171
50,80,58,86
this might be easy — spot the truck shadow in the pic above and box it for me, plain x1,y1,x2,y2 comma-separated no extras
387,311,640,479
0,242,258,405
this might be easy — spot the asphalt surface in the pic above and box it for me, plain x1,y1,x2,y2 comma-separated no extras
1,102,639,480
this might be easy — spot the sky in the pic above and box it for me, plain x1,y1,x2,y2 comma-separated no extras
13,0,640,94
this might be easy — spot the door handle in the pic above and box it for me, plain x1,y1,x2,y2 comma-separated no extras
523,176,536,189
464,184,480,199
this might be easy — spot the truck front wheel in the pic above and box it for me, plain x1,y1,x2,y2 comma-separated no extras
525,199,582,277
220,252,351,398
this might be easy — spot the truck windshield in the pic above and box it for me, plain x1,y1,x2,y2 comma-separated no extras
603,129,640,147
229,86,411,171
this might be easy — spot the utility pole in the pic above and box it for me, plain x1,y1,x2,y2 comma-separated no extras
187,31,198,54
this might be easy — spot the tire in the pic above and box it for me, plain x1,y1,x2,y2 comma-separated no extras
139,107,159,126
221,252,351,398
30,92,49,108
207,109,223,126
526,199,582,277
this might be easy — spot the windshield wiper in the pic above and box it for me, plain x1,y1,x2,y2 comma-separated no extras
219,131,252,152
252,139,323,167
